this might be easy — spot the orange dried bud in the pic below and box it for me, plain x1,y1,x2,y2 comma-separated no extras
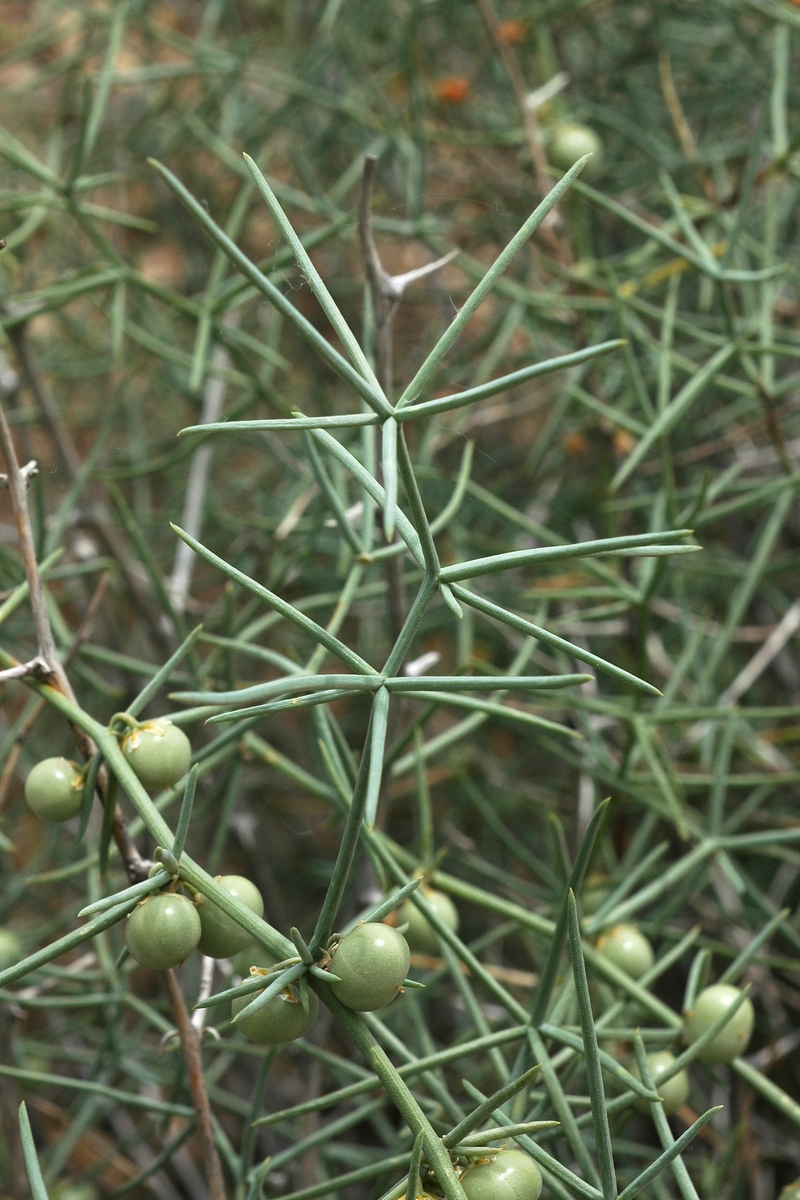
496,19,526,45
613,429,636,455
434,76,470,105
563,432,589,457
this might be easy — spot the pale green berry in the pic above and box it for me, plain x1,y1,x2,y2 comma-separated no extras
548,122,603,179
125,892,201,970
0,929,21,972
596,924,654,979
634,1051,690,1114
580,873,611,916
232,983,318,1045
231,942,279,979
329,923,410,1011
196,875,264,959
461,1150,543,1200
24,758,83,822
122,720,191,790
684,984,754,1064
53,1185,99,1200
397,888,459,955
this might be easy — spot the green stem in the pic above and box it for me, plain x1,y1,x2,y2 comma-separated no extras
324,995,469,1200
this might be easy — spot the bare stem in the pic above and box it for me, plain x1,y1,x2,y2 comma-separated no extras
162,968,228,1200
0,397,147,880
658,53,716,203
473,0,569,259
0,398,66,686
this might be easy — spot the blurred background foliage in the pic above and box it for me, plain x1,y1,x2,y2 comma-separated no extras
1,1,800,1199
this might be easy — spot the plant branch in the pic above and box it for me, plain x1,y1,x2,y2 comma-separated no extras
162,968,227,1200
473,0,568,258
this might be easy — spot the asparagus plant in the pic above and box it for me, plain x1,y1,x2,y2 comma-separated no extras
0,4,799,1200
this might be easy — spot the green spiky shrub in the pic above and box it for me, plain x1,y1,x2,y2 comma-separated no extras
0,4,799,1200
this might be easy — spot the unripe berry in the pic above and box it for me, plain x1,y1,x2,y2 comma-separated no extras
684,984,754,1064
633,1051,689,1114
329,923,410,1011
24,758,83,822
122,720,191,790
196,875,264,959
548,122,603,180
52,1185,99,1200
232,983,319,1045
0,929,21,972
397,888,459,955
596,924,654,979
580,873,610,916
53,1185,99,1200
460,1150,543,1200
231,942,279,978
125,892,201,970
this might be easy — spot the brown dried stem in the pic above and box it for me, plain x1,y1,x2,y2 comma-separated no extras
2,341,229,1184
473,0,568,260
6,318,175,652
162,968,228,1200
0,398,67,688
0,398,147,880
658,52,717,203
0,571,111,810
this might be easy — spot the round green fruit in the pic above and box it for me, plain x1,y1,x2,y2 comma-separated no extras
684,984,754,1064
596,924,654,979
231,941,279,979
548,122,603,179
779,1180,800,1200
196,875,264,959
329,923,410,1011
634,1051,689,1115
580,873,611,916
461,1150,543,1200
397,888,459,955
125,892,201,970
0,929,21,972
53,1185,99,1200
232,982,319,1045
24,757,83,822
122,719,191,790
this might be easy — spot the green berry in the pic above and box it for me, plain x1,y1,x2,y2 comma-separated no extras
122,719,191,790
684,984,754,1064
461,1150,543,1200
53,1185,99,1200
548,122,603,179
196,875,264,958
580,873,611,916
125,892,201,970
596,924,654,979
779,1180,800,1200
24,757,83,822
634,1051,690,1114
397,888,459,955
329,923,410,1011
0,929,21,972
231,942,279,979
232,982,319,1045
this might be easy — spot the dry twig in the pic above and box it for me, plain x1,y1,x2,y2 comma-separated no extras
162,969,228,1200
